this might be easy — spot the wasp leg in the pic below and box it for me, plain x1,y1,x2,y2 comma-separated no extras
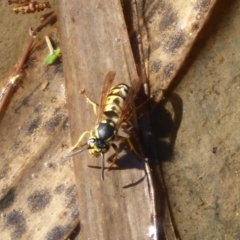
107,143,120,171
119,121,146,161
81,89,99,115
70,130,91,151
125,138,146,161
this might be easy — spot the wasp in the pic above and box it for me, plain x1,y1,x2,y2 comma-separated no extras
66,71,143,180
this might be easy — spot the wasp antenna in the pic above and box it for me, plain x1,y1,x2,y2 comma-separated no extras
65,145,89,158
100,153,105,180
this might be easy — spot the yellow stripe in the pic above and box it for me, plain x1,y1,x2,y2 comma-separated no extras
102,84,129,124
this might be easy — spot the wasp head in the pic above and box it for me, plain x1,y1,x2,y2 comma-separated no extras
88,137,110,157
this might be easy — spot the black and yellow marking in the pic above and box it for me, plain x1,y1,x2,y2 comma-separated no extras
103,84,129,123
65,72,142,180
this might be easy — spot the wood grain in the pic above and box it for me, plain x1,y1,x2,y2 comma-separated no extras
0,26,78,240
57,0,219,239
0,0,220,239
57,0,155,239
137,0,218,101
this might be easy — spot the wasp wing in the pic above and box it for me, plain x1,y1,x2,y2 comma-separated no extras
96,71,116,124
116,78,141,130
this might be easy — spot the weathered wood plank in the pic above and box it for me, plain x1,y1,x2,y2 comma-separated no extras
57,0,153,239
137,0,218,101
0,0,220,239
0,26,78,240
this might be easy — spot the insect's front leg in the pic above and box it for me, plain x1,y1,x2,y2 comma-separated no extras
107,143,120,171
70,130,91,151
81,89,99,115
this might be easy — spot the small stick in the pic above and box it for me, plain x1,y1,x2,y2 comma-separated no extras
44,35,61,65
45,35,54,54
0,11,57,122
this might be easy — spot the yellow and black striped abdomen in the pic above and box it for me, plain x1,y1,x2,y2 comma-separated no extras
103,84,129,124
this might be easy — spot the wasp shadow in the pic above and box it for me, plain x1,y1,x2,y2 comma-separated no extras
149,92,183,163
88,140,145,171
88,139,147,187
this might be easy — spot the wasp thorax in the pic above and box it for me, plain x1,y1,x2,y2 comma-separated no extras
95,119,116,142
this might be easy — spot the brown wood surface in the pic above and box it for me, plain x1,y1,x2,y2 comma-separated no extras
57,0,218,239
0,0,222,239
57,0,153,239
137,0,218,102
0,26,78,240
161,1,240,239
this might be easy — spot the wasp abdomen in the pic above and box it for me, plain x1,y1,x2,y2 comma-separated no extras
108,84,129,98
103,84,129,124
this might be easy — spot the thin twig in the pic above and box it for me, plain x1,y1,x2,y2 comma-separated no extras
0,11,57,122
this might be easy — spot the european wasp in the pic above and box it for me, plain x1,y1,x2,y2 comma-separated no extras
66,71,143,180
